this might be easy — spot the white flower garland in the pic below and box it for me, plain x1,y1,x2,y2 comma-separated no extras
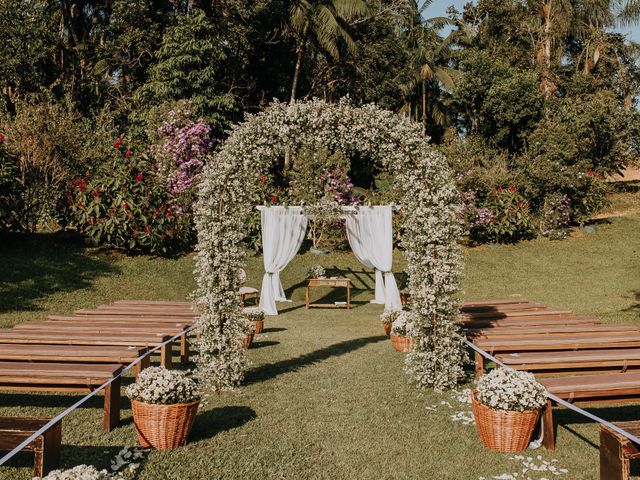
194,98,464,392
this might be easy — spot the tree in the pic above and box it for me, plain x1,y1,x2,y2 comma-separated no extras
133,9,234,133
287,0,369,103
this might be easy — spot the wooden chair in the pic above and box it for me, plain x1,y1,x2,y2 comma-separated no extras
0,417,61,478
238,268,260,307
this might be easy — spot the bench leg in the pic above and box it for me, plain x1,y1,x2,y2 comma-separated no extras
104,377,121,432
600,426,629,480
474,350,484,380
180,334,189,366
542,399,555,450
41,421,62,477
32,437,45,479
136,354,151,376
160,343,172,369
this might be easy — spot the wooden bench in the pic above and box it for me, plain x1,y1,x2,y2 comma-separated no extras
45,317,192,366
462,298,530,308
473,332,640,378
540,372,640,449
468,324,638,339
0,331,173,368
461,316,602,330
0,362,123,431
600,421,640,480
460,309,573,321
497,349,640,375
112,300,193,307
0,344,149,374
75,308,197,318
0,417,61,478
461,303,547,314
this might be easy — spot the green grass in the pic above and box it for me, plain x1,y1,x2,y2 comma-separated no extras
0,213,639,479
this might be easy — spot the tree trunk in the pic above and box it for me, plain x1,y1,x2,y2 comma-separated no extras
538,2,556,97
290,44,304,105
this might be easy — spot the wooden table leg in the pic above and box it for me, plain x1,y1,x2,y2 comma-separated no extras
347,284,351,309
305,286,309,309
542,399,555,450
104,376,121,432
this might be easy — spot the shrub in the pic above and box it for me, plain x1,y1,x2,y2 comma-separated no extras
391,311,418,336
470,186,536,244
540,193,571,239
0,133,22,232
42,465,115,480
476,368,547,412
67,137,190,253
125,367,200,405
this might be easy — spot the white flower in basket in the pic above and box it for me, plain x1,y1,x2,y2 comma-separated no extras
125,367,200,405
476,368,547,412
380,309,400,326
390,311,419,336
242,306,265,322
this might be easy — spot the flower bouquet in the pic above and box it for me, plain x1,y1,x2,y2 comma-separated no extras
306,265,326,279
243,306,265,334
471,368,547,452
126,367,201,450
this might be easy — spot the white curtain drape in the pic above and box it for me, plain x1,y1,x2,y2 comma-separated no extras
345,206,402,311
259,206,308,315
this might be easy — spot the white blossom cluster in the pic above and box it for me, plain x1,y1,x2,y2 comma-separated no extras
306,265,326,279
194,98,464,392
125,367,200,405
390,311,420,336
380,309,400,326
242,306,265,322
476,369,547,412
40,465,119,480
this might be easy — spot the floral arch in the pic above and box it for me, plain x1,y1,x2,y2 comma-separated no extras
194,98,465,393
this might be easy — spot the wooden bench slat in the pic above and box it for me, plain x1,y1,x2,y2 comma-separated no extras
461,316,601,329
461,309,573,320
475,332,640,349
498,349,640,365
470,325,638,338
540,372,640,393
49,314,193,324
462,299,529,307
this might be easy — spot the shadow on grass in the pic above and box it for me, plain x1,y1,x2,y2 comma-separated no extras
244,335,387,385
262,327,287,333
622,289,640,313
190,406,256,442
251,340,280,349
0,232,119,314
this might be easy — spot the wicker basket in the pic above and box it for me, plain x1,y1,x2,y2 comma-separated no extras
383,323,392,336
390,333,412,352
471,391,541,452
131,399,199,450
243,333,254,348
253,320,264,334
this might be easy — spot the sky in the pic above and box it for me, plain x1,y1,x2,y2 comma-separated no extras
425,0,640,43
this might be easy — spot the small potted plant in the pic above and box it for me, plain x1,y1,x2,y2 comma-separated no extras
471,368,547,452
243,322,256,348
126,367,201,450
243,306,265,334
390,311,415,352
306,265,326,279
380,309,400,336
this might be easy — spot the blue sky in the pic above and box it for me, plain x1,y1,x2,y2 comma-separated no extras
426,0,640,43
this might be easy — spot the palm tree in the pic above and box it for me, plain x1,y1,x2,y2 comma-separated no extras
401,1,459,134
288,0,369,104
620,0,640,24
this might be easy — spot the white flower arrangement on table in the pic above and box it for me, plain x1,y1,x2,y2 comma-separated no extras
242,306,265,322
380,309,401,326
41,464,118,480
390,311,420,337
306,265,326,279
476,368,547,412
125,367,200,405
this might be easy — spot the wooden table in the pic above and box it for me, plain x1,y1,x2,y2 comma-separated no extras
305,278,351,309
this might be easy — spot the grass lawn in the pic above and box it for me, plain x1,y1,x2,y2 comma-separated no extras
0,212,639,479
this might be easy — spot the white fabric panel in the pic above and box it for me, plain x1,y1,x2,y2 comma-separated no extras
259,206,308,315
346,206,401,311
